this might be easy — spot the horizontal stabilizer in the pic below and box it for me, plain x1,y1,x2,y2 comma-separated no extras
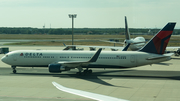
147,53,174,60
155,63,172,66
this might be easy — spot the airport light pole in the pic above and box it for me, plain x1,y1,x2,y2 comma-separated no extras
68,14,77,45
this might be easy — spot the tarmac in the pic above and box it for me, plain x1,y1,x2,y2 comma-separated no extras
0,45,180,101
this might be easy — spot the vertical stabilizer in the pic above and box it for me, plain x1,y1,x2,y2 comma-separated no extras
139,22,176,54
125,16,130,40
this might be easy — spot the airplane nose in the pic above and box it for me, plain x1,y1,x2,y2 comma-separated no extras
1,55,7,63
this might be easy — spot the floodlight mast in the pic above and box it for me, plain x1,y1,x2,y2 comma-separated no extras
68,14,77,45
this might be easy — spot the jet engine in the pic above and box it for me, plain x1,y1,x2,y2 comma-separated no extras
49,64,70,73
176,48,180,55
166,48,180,56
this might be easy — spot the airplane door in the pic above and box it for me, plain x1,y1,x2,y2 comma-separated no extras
130,55,136,64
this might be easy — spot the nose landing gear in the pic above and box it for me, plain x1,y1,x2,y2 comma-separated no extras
11,66,16,73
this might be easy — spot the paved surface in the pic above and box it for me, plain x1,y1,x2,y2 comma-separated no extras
0,46,180,101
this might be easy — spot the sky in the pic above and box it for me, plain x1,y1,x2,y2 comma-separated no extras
0,0,179,28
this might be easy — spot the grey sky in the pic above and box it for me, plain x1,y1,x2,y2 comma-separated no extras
0,0,179,28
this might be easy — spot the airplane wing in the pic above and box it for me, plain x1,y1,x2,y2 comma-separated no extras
100,40,124,44
59,45,129,68
55,48,102,68
52,82,129,101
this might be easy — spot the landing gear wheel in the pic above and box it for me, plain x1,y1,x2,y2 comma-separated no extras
88,70,92,74
84,70,88,74
76,72,82,75
11,66,17,74
83,69,92,75
13,70,16,73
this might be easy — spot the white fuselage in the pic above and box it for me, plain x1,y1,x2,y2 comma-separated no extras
124,37,146,51
1,50,170,69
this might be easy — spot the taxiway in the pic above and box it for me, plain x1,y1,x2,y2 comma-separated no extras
0,46,180,101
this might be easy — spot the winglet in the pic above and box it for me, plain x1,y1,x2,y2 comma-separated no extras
63,43,66,46
139,22,176,54
88,48,102,62
122,43,130,51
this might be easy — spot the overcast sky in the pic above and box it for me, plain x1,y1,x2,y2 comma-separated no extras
0,0,179,28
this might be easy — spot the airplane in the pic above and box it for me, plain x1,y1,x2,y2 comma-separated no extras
52,81,129,101
63,16,146,51
1,22,176,75
1,43,130,74
101,16,146,51
102,17,180,55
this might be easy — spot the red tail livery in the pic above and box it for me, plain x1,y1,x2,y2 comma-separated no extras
139,23,176,54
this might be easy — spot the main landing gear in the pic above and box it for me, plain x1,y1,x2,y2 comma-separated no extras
11,66,16,73
76,67,92,75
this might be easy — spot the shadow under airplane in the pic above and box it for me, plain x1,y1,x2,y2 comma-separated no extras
6,67,180,86
15,69,131,88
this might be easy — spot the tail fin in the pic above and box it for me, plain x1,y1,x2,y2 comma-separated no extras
125,16,130,40
139,22,176,54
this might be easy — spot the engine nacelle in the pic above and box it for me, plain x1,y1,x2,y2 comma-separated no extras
171,48,180,56
176,49,180,56
49,64,69,73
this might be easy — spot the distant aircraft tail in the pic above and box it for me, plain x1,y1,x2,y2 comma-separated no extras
139,22,176,54
125,16,130,40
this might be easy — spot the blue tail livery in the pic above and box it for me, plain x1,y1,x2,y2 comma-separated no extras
139,22,176,54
